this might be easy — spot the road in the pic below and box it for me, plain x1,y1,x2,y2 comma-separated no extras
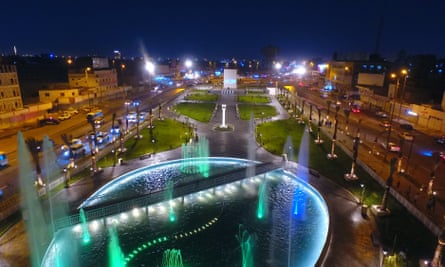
0,87,184,199
293,86,445,205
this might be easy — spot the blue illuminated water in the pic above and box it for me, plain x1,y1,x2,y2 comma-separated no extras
42,157,329,267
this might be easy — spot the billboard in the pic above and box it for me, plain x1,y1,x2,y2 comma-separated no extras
223,69,237,89
357,73,385,87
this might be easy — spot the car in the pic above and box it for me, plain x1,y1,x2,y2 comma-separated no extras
434,136,445,145
399,132,414,141
381,141,400,152
375,111,388,118
66,108,79,115
57,112,71,121
379,120,391,128
96,132,110,145
40,118,61,125
400,123,414,131
351,105,360,113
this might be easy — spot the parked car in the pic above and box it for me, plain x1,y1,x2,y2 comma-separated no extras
375,111,388,118
434,135,445,145
57,112,71,121
39,118,60,126
400,123,414,131
379,120,391,128
380,141,400,152
399,132,414,141
96,132,110,145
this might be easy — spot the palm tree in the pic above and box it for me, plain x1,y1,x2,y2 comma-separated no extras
88,120,98,173
343,108,351,135
60,133,74,159
60,133,74,187
25,137,44,186
326,100,332,116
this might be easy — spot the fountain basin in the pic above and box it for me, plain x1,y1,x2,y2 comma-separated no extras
42,157,329,267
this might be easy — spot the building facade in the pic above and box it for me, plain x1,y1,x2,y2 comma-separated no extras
0,65,23,113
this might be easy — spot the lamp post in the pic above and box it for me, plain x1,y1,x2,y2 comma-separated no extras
327,104,340,159
397,69,408,122
314,106,323,144
124,100,131,133
133,100,141,139
85,67,92,108
359,183,366,204
145,61,155,90
274,62,282,93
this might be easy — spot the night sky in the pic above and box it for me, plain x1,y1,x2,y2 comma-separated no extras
2,0,445,60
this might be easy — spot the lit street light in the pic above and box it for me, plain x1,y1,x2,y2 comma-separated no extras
145,61,155,90
327,104,340,159
124,100,132,132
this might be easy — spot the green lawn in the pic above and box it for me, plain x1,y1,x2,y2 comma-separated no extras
97,118,192,167
238,104,277,120
237,95,270,104
257,118,436,265
174,102,215,122
185,92,218,102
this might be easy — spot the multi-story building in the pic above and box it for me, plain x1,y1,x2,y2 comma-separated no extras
0,65,23,113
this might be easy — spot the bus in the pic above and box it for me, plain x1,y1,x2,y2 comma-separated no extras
86,110,104,123
0,151,8,167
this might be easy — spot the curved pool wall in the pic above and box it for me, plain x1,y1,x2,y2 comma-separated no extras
42,157,329,267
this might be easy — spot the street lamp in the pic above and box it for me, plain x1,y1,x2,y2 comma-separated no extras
359,183,366,204
124,100,131,132
133,100,142,139
314,106,324,144
274,62,282,92
397,69,408,122
85,67,92,108
145,61,155,90
327,104,340,159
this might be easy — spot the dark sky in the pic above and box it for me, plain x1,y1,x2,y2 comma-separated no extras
2,0,445,61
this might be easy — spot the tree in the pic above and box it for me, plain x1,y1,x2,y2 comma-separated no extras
343,108,351,135
88,120,98,173
326,100,332,116
60,133,74,159
25,137,44,186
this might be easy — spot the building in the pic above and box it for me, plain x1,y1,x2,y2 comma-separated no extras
0,65,23,113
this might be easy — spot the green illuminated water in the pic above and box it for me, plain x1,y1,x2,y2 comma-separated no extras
257,179,268,219
18,131,49,267
108,223,125,267
236,225,256,267
180,137,209,177
166,178,176,222
79,208,90,244
161,249,184,267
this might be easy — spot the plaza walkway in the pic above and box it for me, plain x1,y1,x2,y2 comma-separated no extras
0,89,381,266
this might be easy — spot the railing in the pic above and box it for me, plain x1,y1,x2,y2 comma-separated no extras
54,162,278,230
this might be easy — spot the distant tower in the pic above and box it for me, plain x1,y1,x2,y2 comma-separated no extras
374,0,388,55
375,15,384,55
13,46,17,56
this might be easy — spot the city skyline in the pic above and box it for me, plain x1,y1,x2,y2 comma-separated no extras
2,1,445,60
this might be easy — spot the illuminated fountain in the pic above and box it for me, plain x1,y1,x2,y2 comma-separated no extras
41,157,329,266
18,132,50,267
161,249,184,267
79,208,90,244
108,221,125,267
180,136,209,177
256,178,268,219
236,225,256,267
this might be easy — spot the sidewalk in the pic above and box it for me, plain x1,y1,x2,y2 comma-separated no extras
0,90,380,267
